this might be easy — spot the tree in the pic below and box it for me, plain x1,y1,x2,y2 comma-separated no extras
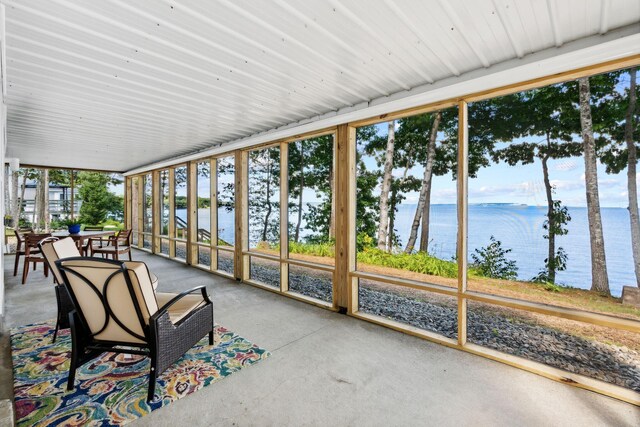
599,69,640,287
77,172,116,225
404,111,441,253
248,147,280,244
377,121,396,250
34,169,50,231
578,76,610,295
485,84,582,283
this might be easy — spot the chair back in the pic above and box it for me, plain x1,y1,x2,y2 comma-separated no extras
84,226,104,231
14,228,33,250
115,229,132,245
40,237,81,284
24,233,51,255
57,258,158,345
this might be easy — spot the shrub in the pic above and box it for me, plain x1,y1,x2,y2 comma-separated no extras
470,236,518,280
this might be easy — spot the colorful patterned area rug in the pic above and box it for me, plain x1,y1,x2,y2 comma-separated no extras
11,321,270,426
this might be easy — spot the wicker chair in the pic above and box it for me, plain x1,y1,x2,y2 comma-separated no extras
56,257,214,402
39,237,79,343
89,229,132,260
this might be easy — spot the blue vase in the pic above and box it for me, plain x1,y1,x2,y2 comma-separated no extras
68,224,81,234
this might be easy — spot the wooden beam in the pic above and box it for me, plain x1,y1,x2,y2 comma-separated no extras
335,124,357,312
280,142,289,293
152,170,161,254
124,176,131,230
136,176,144,249
70,171,75,221
186,161,198,265
457,100,468,346
168,168,176,258
235,151,249,281
210,158,218,271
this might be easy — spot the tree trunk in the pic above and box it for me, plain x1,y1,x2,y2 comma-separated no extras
377,121,395,250
19,173,27,224
405,111,442,253
542,150,556,283
294,144,304,243
261,156,273,243
4,166,10,215
11,170,19,226
419,183,432,252
35,170,44,230
625,68,640,287
42,169,50,231
388,186,397,250
328,166,335,240
578,77,610,295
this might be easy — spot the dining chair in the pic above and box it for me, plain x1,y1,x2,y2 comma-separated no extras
90,229,132,261
12,227,34,277
21,233,51,284
81,226,104,255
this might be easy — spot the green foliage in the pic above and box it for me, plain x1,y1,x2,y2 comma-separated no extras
288,241,335,258
357,248,459,278
471,236,518,280
77,172,122,225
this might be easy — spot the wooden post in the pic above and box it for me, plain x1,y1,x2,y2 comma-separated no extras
70,170,75,221
152,170,161,254
210,158,218,271
168,168,176,258
187,161,198,265
235,151,248,281
335,124,357,313
124,176,131,230
280,142,289,292
137,177,144,248
457,100,469,346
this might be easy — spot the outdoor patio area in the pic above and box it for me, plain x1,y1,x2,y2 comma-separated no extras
1,249,638,426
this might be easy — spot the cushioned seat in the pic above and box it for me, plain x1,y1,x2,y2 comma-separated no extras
156,293,207,323
57,257,214,402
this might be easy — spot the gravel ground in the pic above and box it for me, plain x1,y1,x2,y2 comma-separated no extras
233,260,640,392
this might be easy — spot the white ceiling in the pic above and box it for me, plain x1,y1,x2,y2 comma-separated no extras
4,0,640,172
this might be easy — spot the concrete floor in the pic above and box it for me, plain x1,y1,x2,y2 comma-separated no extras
1,250,639,426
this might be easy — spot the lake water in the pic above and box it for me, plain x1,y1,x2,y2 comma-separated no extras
178,204,635,297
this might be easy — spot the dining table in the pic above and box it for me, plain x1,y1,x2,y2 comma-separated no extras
52,230,116,255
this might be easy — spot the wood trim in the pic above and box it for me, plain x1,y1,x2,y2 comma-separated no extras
215,245,234,252
210,158,217,271
70,171,75,221
462,343,640,406
136,176,144,249
243,250,280,262
285,257,335,272
186,161,198,265
151,170,161,254
350,99,458,128
457,100,468,346
352,310,640,406
463,54,640,103
351,271,458,297
168,168,176,258
464,290,640,333
236,150,249,281
280,142,289,293
19,163,122,173
352,311,459,348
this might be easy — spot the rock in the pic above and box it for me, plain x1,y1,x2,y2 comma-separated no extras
621,286,640,308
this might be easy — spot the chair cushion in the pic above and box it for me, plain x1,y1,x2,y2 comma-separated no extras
95,245,130,253
59,259,146,344
156,293,207,324
41,238,80,284
124,262,159,324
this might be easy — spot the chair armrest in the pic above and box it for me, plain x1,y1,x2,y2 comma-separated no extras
151,286,212,322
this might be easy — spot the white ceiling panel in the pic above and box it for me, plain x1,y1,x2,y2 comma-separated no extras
4,0,640,172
